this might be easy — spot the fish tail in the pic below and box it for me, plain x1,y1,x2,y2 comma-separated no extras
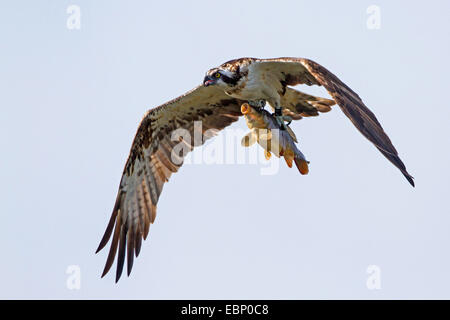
283,149,294,168
284,156,293,168
294,158,309,175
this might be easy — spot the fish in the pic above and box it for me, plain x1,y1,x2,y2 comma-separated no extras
240,103,309,174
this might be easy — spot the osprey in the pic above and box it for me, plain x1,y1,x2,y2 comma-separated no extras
96,57,414,282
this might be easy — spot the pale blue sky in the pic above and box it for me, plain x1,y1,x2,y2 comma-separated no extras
0,0,449,299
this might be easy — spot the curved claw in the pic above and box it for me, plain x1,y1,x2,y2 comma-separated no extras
283,115,293,126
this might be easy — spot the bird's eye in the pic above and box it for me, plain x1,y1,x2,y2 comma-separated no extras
215,72,221,78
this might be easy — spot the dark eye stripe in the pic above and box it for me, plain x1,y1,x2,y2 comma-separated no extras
220,73,238,85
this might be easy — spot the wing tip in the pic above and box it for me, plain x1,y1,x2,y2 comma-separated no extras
95,243,104,255
101,268,109,279
405,174,415,187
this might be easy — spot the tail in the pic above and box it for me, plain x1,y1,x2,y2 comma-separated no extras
294,158,309,175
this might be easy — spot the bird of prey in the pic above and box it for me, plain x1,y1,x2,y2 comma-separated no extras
96,57,414,282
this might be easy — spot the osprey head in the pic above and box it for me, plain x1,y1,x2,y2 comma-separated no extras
203,67,239,88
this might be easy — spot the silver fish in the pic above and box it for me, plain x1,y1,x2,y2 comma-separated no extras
240,103,309,174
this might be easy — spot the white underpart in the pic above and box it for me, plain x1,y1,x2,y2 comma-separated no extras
225,63,282,108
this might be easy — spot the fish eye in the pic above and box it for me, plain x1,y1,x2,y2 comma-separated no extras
215,72,221,78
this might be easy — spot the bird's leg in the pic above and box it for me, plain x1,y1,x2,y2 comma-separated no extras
248,99,266,111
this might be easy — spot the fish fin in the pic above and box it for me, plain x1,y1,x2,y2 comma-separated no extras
284,157,293,168
241,131,256,147
284,150,294,168
258,128,272,141
286,126,298,143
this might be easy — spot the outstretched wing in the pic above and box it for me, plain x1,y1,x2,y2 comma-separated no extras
96,85,244,282
255,57,414,186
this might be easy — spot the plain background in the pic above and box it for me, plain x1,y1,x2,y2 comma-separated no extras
0,0,449,299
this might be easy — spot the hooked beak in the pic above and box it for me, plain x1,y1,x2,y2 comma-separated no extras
203,75,215,87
